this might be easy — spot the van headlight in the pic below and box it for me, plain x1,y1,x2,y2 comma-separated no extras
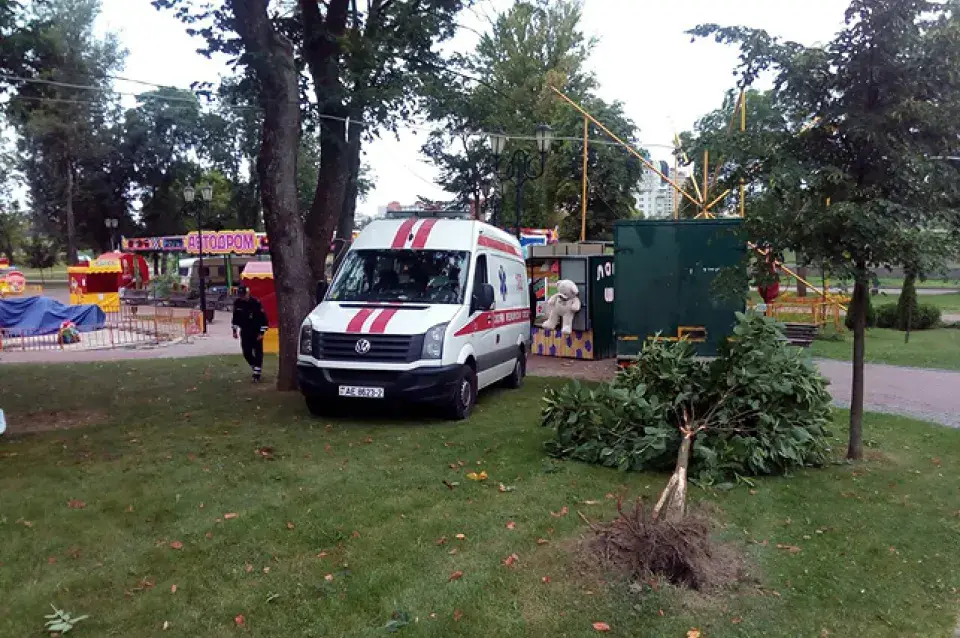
299,324,313,356
421,323,448,359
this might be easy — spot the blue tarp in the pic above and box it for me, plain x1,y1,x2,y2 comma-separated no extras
0,297,106,337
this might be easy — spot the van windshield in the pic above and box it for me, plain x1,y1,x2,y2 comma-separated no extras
328,249,470,304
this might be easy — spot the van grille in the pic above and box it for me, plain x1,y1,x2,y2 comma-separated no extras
313,332,420,363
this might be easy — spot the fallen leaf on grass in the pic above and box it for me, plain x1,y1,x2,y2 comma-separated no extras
351,530,361,539
224,512,239,520
234,614,245,626
448,570,464,582
244,563,254,573
455,533,466,540
465,471,488,481
286,522,295,530
687,630,702,638
47,557,56,564
255,446,274,459
931,457,942,467
536,538,549,545
67,499,86,509
506,521,516,530
732,617,743,624
541,576,551,583
498,483,515,492
776,544,801,553
205,532,213,540
318,551,329,558
502,553,519,567
163,620,170,630
592,621,611,632
551,506,569,518
68,548,81,559
170,585,177,593
125,505,134,513
453,609,464,622
581,500,599,505
324,573,334,582
169,541,183,550
436,537,448,545
448,463,458,469
448,548,458,555
442,480,458,490
262,567,270,574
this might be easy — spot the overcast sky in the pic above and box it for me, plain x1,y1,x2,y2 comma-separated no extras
97,0,851,221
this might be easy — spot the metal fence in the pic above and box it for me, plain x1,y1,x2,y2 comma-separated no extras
0,305,202,353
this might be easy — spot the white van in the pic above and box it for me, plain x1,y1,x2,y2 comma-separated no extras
297,211,531,419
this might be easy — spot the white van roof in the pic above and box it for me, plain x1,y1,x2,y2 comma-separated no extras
353,218,522,258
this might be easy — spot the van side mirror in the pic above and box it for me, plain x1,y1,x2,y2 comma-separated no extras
472,283,495,313
315,280,328,305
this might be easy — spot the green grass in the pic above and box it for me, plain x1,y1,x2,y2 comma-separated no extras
876,277,960,290
872,292,960,315
811,327,960,370
2,358,960,637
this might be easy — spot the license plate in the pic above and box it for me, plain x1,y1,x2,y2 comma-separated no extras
338,385,385,399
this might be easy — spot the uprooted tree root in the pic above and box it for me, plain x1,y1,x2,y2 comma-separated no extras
584,498,742,592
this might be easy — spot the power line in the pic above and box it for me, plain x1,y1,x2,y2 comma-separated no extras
2,71,682,149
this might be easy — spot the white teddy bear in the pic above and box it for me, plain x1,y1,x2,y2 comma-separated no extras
541,279,581,335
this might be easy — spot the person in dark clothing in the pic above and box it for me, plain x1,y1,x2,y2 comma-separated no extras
232,285,269,382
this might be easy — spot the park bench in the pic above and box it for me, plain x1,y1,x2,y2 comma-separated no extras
783,322,819,348
121,289,151,306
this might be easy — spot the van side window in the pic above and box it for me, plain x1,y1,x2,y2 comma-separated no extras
474,255,488,285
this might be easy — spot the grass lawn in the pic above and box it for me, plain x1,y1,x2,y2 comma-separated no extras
2,358,959,637
872,292,960,315
876,277,960,290
17,265,69,282
811,327,960,371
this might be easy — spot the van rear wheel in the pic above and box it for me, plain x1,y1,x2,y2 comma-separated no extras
445,365,477,420
503,348,525,389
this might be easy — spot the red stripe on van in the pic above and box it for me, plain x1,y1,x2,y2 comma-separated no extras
391,218,418,249
368,308,399,334
345,308,376,333
453,307,530,337
411,218,438,249
477,235,522,257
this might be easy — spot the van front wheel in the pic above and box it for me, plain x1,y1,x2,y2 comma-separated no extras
304,394,327,417
446,365,477,420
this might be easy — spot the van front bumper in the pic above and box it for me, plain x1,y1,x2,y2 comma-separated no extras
297,363,461,404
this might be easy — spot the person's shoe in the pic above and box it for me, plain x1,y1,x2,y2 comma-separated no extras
252,367,262,383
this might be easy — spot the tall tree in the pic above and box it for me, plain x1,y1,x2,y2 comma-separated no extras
296,0,465,281
5,0,125,264
423,0,641,238
691,0,960,459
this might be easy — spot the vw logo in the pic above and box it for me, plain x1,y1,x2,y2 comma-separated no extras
354,338,372,355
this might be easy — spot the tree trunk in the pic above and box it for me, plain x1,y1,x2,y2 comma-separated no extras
306,124,350,283
652,431,692,523
848,270,868,460
231,0,314,392
64,153,77,266
331,135,362,275
797,264,808,298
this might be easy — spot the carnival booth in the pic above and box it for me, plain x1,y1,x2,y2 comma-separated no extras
0,258,27,297
526,243,616,360
69,251,150,312
240,261,279,354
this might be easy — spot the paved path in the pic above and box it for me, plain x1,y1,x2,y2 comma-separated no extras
528,356,960,429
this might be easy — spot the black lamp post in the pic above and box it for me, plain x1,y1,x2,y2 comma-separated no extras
184,183,214,334
488,123,554,240
104,218,118,251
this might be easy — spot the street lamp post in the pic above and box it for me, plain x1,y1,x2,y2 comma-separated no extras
488,124,554,241
184,184,214,335
104,218,118,251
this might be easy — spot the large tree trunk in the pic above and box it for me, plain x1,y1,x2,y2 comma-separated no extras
64,153,77,265
848,268,868,460
306,117,352,282
331,134,362,276
231,0,314,392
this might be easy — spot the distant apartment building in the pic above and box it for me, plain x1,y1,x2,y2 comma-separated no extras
635,162,690,219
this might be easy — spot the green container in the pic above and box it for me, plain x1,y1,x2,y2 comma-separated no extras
614,219,746,359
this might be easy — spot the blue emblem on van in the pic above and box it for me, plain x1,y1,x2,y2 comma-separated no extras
498,265,508,301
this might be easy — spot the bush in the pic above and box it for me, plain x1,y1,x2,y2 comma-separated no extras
844,290,876,330
542,314,833,482
876,302,941,330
